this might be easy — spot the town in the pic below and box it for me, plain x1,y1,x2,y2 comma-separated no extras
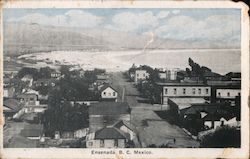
3,57,241,148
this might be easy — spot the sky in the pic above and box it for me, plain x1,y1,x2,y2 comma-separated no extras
3,8,241,46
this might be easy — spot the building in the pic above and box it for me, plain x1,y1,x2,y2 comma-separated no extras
157,82,211,105
89,102,131,132
134,70,149,83
166,68,180,80
17,93,39,105
3,86,15,98
113,120,135,141
168,98,207,110
95,74,110,86
24,104,48,113
21,75,34,87
225,72,241,81
99,85,118,102
51,71,61,78
86,126,129,148
158,71,167,79
203,114,239,129
34,79,56,87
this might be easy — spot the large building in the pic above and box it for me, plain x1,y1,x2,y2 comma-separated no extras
157,82,211,105
89,102,131,132
134,70,149,83
166,68,180,80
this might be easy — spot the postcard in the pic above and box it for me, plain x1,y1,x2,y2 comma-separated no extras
0,0,249,159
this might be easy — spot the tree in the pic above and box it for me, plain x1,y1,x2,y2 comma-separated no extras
200,126,240,148
39,67,53,78
17,67,39,80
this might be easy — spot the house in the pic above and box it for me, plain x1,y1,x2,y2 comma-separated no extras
113,120,136,141
99,84,118,102
134,69,149,83
168,98,207,111
225,72,241,81
216,88,241,100
203,114,239,129
34,79,56,87
3,77,11,87
158,71,167,79
51,71,61,78
24,104,48,113
89,102,131,132
21,75,33,87
20,124,43,140
166,68,180,80
86,126,129,148
95,74,110,86
3,86,15,98
157,82,211,105
17,93,39,105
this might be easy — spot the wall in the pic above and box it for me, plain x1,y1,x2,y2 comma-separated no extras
101,87,117,99
216,89,241,99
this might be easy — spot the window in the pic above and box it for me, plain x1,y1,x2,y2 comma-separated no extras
218,92,221,97
113,92,116,96
165,88,168,94
108,92,111,96
238,92,241,96
88,142,93,146
192,88,196,95
103,92,106,95
173,88,177,95
100,140,104,147
137,74,139,77
114,139,118,147
143,73,145,77
183,88,186,95
227,92,230,97
30,98,34,101
206,88,209,94
198,88,201,94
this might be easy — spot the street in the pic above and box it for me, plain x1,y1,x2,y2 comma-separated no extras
109,72,200,148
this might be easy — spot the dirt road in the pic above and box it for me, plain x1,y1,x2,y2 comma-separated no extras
109,72,200,148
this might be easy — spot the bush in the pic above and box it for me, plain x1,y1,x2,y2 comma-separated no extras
200,126,240,148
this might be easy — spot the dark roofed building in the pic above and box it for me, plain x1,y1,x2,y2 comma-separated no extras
95,127,127,140
86,126,130,148
89,102,131,132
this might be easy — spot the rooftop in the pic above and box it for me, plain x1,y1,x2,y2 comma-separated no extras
95,127,128,140
99,84,117,93
89,102,130,115
3,98,22,111
156,82,206,86
168,98,207,110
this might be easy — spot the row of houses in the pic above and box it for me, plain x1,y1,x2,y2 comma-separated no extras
128,64,241,137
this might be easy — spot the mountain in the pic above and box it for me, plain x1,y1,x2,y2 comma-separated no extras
3,23,239,56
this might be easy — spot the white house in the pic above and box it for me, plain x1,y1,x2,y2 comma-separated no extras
113,120,135,141
100,85,118,102
86,127,129,148
135,70,149,83
216,89,241,99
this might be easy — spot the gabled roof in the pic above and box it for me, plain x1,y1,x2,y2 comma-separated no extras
89,102,130,115
182,103,230,115
95,127,128,140
99,84,117,93
113,120,134,131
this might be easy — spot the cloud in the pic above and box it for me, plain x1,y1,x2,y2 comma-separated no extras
108,11,159,32
155,14,240,43
7,10,103,28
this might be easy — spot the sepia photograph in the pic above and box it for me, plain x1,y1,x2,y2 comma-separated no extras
1,1,249,159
